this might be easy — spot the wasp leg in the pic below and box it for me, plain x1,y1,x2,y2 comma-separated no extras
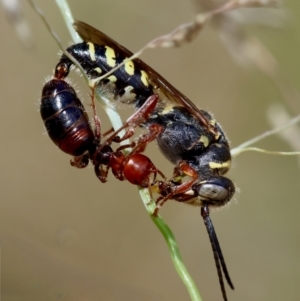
130,123,164,155
108,94,159,144
154,162,198,216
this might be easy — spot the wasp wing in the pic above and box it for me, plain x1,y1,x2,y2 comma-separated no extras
74,20,213,132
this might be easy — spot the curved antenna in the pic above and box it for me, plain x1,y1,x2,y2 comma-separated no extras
201,205,234,301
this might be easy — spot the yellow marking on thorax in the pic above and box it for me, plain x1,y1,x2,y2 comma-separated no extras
209,160,231,170
140,70,149,87
161,104,175,115
105,46,116,67
87,42,96,61
207,119,221,140
199,135,209,148
214,131,220,140
209,119,216,126
124,60,135,75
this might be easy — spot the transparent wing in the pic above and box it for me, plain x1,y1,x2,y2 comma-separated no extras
73,20,214,132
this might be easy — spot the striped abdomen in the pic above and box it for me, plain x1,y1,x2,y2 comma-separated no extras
40,78,94,156
57,42,154,108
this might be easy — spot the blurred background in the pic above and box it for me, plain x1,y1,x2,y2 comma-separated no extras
0,0,299,300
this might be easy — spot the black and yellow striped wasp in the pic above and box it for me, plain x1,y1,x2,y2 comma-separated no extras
40,20,235,301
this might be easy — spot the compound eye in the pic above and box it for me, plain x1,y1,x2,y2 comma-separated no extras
193,176,235,206
196,183,229,201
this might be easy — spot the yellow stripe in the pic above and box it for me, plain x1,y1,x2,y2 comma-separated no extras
93,67,102,74
107,75,117,82
87,42,96,61
209,119,216,126
199,135,209,147
140,70,149,87
161,104,175,114
209,160,231,170
105,46,116,67
124,60,135,75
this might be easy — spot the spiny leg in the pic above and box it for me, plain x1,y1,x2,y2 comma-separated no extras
154,162,199,216
107,94,160,144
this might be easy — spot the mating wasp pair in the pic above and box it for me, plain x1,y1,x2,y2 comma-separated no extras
40,21,235,301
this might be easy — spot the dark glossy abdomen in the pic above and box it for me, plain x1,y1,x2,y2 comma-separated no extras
40,79,94,156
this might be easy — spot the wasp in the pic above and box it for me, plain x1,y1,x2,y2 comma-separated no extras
48,20,236,301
